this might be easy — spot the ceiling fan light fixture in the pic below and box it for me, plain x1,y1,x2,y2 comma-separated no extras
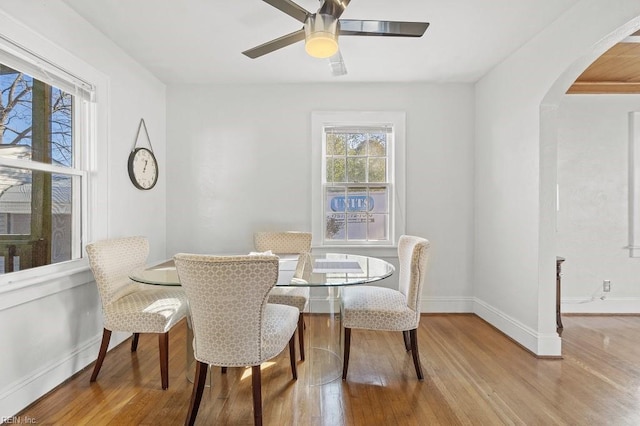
304,13,339,59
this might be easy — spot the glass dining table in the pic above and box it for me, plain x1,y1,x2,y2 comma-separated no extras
130,253,395,385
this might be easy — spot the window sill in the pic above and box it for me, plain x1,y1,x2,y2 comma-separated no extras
311,245,399,258
0,259,94,311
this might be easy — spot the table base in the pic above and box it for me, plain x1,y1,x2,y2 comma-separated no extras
308,347,342,386
306,289,343,386
186,360,213,387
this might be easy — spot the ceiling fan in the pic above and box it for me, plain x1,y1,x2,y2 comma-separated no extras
242,0,430,76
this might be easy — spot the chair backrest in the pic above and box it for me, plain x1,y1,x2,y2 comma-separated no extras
397,235,431,313
86,236,149,307
173,254,279,366
254,231,312,254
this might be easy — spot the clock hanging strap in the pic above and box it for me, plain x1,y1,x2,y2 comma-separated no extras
131,118,155,152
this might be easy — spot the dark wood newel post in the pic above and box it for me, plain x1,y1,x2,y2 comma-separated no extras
556,257,565,336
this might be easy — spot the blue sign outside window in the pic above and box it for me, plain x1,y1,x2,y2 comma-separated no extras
330,195,374,212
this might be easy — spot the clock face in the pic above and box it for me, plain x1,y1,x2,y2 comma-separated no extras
128,148,158,190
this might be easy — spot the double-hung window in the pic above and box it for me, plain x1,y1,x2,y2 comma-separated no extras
312,111,406,247
0,40,94,276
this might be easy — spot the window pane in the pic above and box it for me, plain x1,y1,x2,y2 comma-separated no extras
325,186,352,241
325,158,334,183
368,214,388,240
346,133,366,155
368,158,386,182
369,187,388,213
346,157,366,183
0,166,77,273
325,157,345,182
326,133,345,155
0,64,73,167
325,213,345,240
367,133,387,156
326,186,346,213
346,212,367,240
343,187,368,212
342,187,367,241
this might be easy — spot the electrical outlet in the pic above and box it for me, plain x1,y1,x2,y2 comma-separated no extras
603,280,611,292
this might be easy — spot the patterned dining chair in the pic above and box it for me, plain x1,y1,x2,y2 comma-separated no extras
174,254,298,426
85,236,188,389
341,235,431,381
254,231,312,361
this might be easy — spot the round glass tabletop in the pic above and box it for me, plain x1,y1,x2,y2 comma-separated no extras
129,253,394,287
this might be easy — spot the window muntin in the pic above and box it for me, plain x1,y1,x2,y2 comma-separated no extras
0,62,85,274
323,126,392,244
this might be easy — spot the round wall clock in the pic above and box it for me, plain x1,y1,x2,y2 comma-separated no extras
128,147,158,190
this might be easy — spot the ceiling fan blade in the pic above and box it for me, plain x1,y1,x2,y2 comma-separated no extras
328,50,347,76
262,0,311,23
318,0,351,19
339,20,429,37
242,29,306,59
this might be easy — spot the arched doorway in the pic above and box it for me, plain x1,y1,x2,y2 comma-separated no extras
540,18,640,350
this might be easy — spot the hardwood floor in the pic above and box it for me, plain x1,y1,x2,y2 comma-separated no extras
10,314,640,425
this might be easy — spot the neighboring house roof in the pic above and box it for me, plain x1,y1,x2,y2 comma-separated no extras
0,182,71,215
0,145,71,215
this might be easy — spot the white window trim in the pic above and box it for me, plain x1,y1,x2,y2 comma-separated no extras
0,11,109,302
311,111,406,249
629,111,640,257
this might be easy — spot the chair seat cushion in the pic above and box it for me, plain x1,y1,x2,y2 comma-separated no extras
104,284,188,333
261,304,299,362
268,286,309,311
342,285,419,331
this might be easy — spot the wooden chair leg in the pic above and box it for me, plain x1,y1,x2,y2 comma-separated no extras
409,328,424,381
159,332,169,390
289,334,297,380
185,361,209,426
90,328,112,382
252,365,263,426
131,333,140,352
342,327,351,380
298,313,305,361
403,330,411,351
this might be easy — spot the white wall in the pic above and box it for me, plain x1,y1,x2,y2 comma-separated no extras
166,83,476,312
0,1,167,418
475,0,640,356
558,95,640,313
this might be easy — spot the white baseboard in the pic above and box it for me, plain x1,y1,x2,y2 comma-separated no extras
420,296,475,313
308,294,562,356
0,331,128,419
473,298,562,356
562,297,640,314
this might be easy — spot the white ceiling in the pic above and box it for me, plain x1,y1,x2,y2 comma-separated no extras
61,0,580,85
